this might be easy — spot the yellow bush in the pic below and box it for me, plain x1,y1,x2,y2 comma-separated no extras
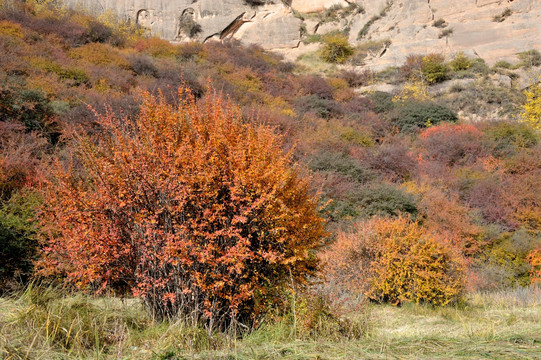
0,20,24,38
393,80,430,103
421,53,449,84
324,217,466,306
328,77,349,90
134,37,178,58
69,43,131,70
521,82,541,129
450,51,472,71
319,34,353,64
97,10,146,44
25,0,66,18
371,218,465,305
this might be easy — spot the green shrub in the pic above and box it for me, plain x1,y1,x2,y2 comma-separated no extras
493,60,513,69
517,49,541,68
340,127,374,147
493,8,512,23
303,33,322,44
421,54,449,84
433,18,447,28
295,95,342,119
368,91,394,113
319,34,353,64
357,15,379,40
450,52,472,72
309,151,376,184
438,28,453,39
87,20,112,42
484,121,538,157
476,229,541,289
349,184,418,219
451,58,490,79
0,190,41,289
390,100,458,133
0,87,59,143
470,58,491,74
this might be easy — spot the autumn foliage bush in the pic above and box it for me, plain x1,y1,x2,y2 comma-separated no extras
322,217,466,306
40,88,326,327
528,249,541,284
418,124,485,167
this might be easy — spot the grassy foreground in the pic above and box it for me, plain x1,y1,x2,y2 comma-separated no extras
1,287,540,360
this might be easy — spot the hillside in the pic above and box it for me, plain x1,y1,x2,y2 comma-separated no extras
0,1,540,358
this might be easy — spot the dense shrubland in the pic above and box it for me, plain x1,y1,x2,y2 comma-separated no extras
0,0,540,357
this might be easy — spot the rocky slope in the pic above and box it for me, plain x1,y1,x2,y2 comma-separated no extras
64,0,540,68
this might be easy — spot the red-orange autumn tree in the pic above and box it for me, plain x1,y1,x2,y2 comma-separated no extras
40,88,327,326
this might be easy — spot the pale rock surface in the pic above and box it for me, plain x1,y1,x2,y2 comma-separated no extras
348,0,541,69
64,0,541,68
290,0,349,13
64,0,302,48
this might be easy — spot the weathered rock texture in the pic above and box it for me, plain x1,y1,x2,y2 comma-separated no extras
290,0,348,13
65,0,540,67
346,0,541,69
64,0,302,49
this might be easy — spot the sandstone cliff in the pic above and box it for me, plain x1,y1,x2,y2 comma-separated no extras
64,0,541,68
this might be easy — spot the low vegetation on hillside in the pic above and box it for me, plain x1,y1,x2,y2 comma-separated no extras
0,0,540,358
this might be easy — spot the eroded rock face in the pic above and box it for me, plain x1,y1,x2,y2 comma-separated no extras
348,0,541,68
64,0,540,67
290,0,348,13
64,0,301,49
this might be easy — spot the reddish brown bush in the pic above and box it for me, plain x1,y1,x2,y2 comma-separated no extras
399,54,424,81
418,124,485,167
417,186,483,256
1,8,89,47
366,139,417,181
465,175,511,227
205,41,277,75
504,171,541,231
0,121,46,198
338,69,374,88
40,88,326,326
298,75,335,100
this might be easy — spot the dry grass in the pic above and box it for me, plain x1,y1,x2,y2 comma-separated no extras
1,286,541,359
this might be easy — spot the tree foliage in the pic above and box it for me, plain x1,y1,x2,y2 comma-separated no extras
40,88,327,326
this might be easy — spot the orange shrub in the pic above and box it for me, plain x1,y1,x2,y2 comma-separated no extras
527,249,541,284
40,88,326,327
322,217,465,306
